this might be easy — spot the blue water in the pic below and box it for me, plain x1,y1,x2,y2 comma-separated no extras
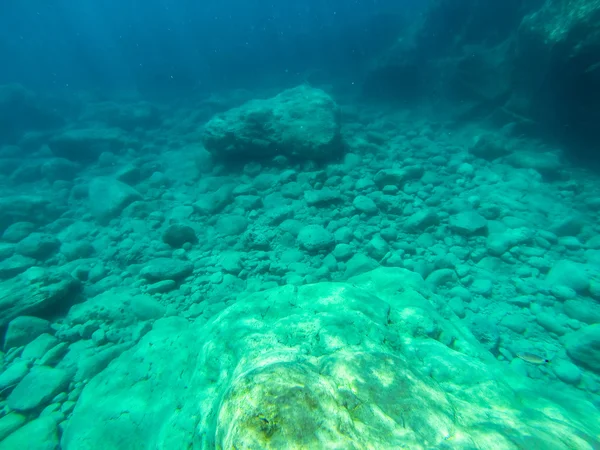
1,1,422,96
1,1,600,449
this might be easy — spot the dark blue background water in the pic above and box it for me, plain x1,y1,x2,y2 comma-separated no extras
1,0,425,98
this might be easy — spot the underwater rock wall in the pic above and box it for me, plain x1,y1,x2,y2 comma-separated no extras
365,0,600,162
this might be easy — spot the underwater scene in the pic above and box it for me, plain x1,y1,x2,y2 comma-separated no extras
1,0,600,448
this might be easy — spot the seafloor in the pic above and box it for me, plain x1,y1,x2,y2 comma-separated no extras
0,83,600,449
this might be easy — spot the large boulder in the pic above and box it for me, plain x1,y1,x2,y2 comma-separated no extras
0,267,80,328
61,268,600,449
513,0,600,159
202,85,343,162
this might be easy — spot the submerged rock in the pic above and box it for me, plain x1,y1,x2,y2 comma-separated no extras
202,85,343,162
0,195,64,233
15,233,61,260
139,258,193,282
0,267,80,328
49,127,129,162
7,365,70,411
565,324,600,374
0,415,59,450
162,223,197,248
297,224,335,253
88,177,142,224
3,315,52,350
449,211,488,236
61,268,600,450
2,221,36,242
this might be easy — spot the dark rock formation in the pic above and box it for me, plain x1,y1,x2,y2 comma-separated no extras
363,0,600,163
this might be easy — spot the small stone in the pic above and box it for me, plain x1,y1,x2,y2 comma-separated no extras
61,242,95,261
61,400,76,415
373,167,424,188
426,269,457,289
471,279,493,296
216,214,248,236
3,316,52,350
15,233,61,260
88,177,142,224
486,228,534,256
586,235,600,249
332,244,354,261
535,312,567,335
500,315,528,334
0,360,30,391
449,211,488,236
21,333,59,360
550,284,577,301
91,329,106,346
38,342,69,366
297,225,335,253
0,413,27,442
0,242,14,260
146,280,177,294
552,360,582,385
334,227,353,244
140,258,193,282
88,264,106,283
457,163,474,176
162,223,197,248
404,209,439,232
448,297,466,318
558,236,582,250
7,365,70,411
563,299,600,324
220,252,243,275
353,195,378,215
380,227,398,242
469,135,510,160
304,188,341,206
344,253,378,278
367,235,388,261
115,164,141,185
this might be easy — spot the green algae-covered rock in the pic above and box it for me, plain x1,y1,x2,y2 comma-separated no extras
61,268,600,450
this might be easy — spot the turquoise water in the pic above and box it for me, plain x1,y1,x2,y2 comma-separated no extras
1,1,600,449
